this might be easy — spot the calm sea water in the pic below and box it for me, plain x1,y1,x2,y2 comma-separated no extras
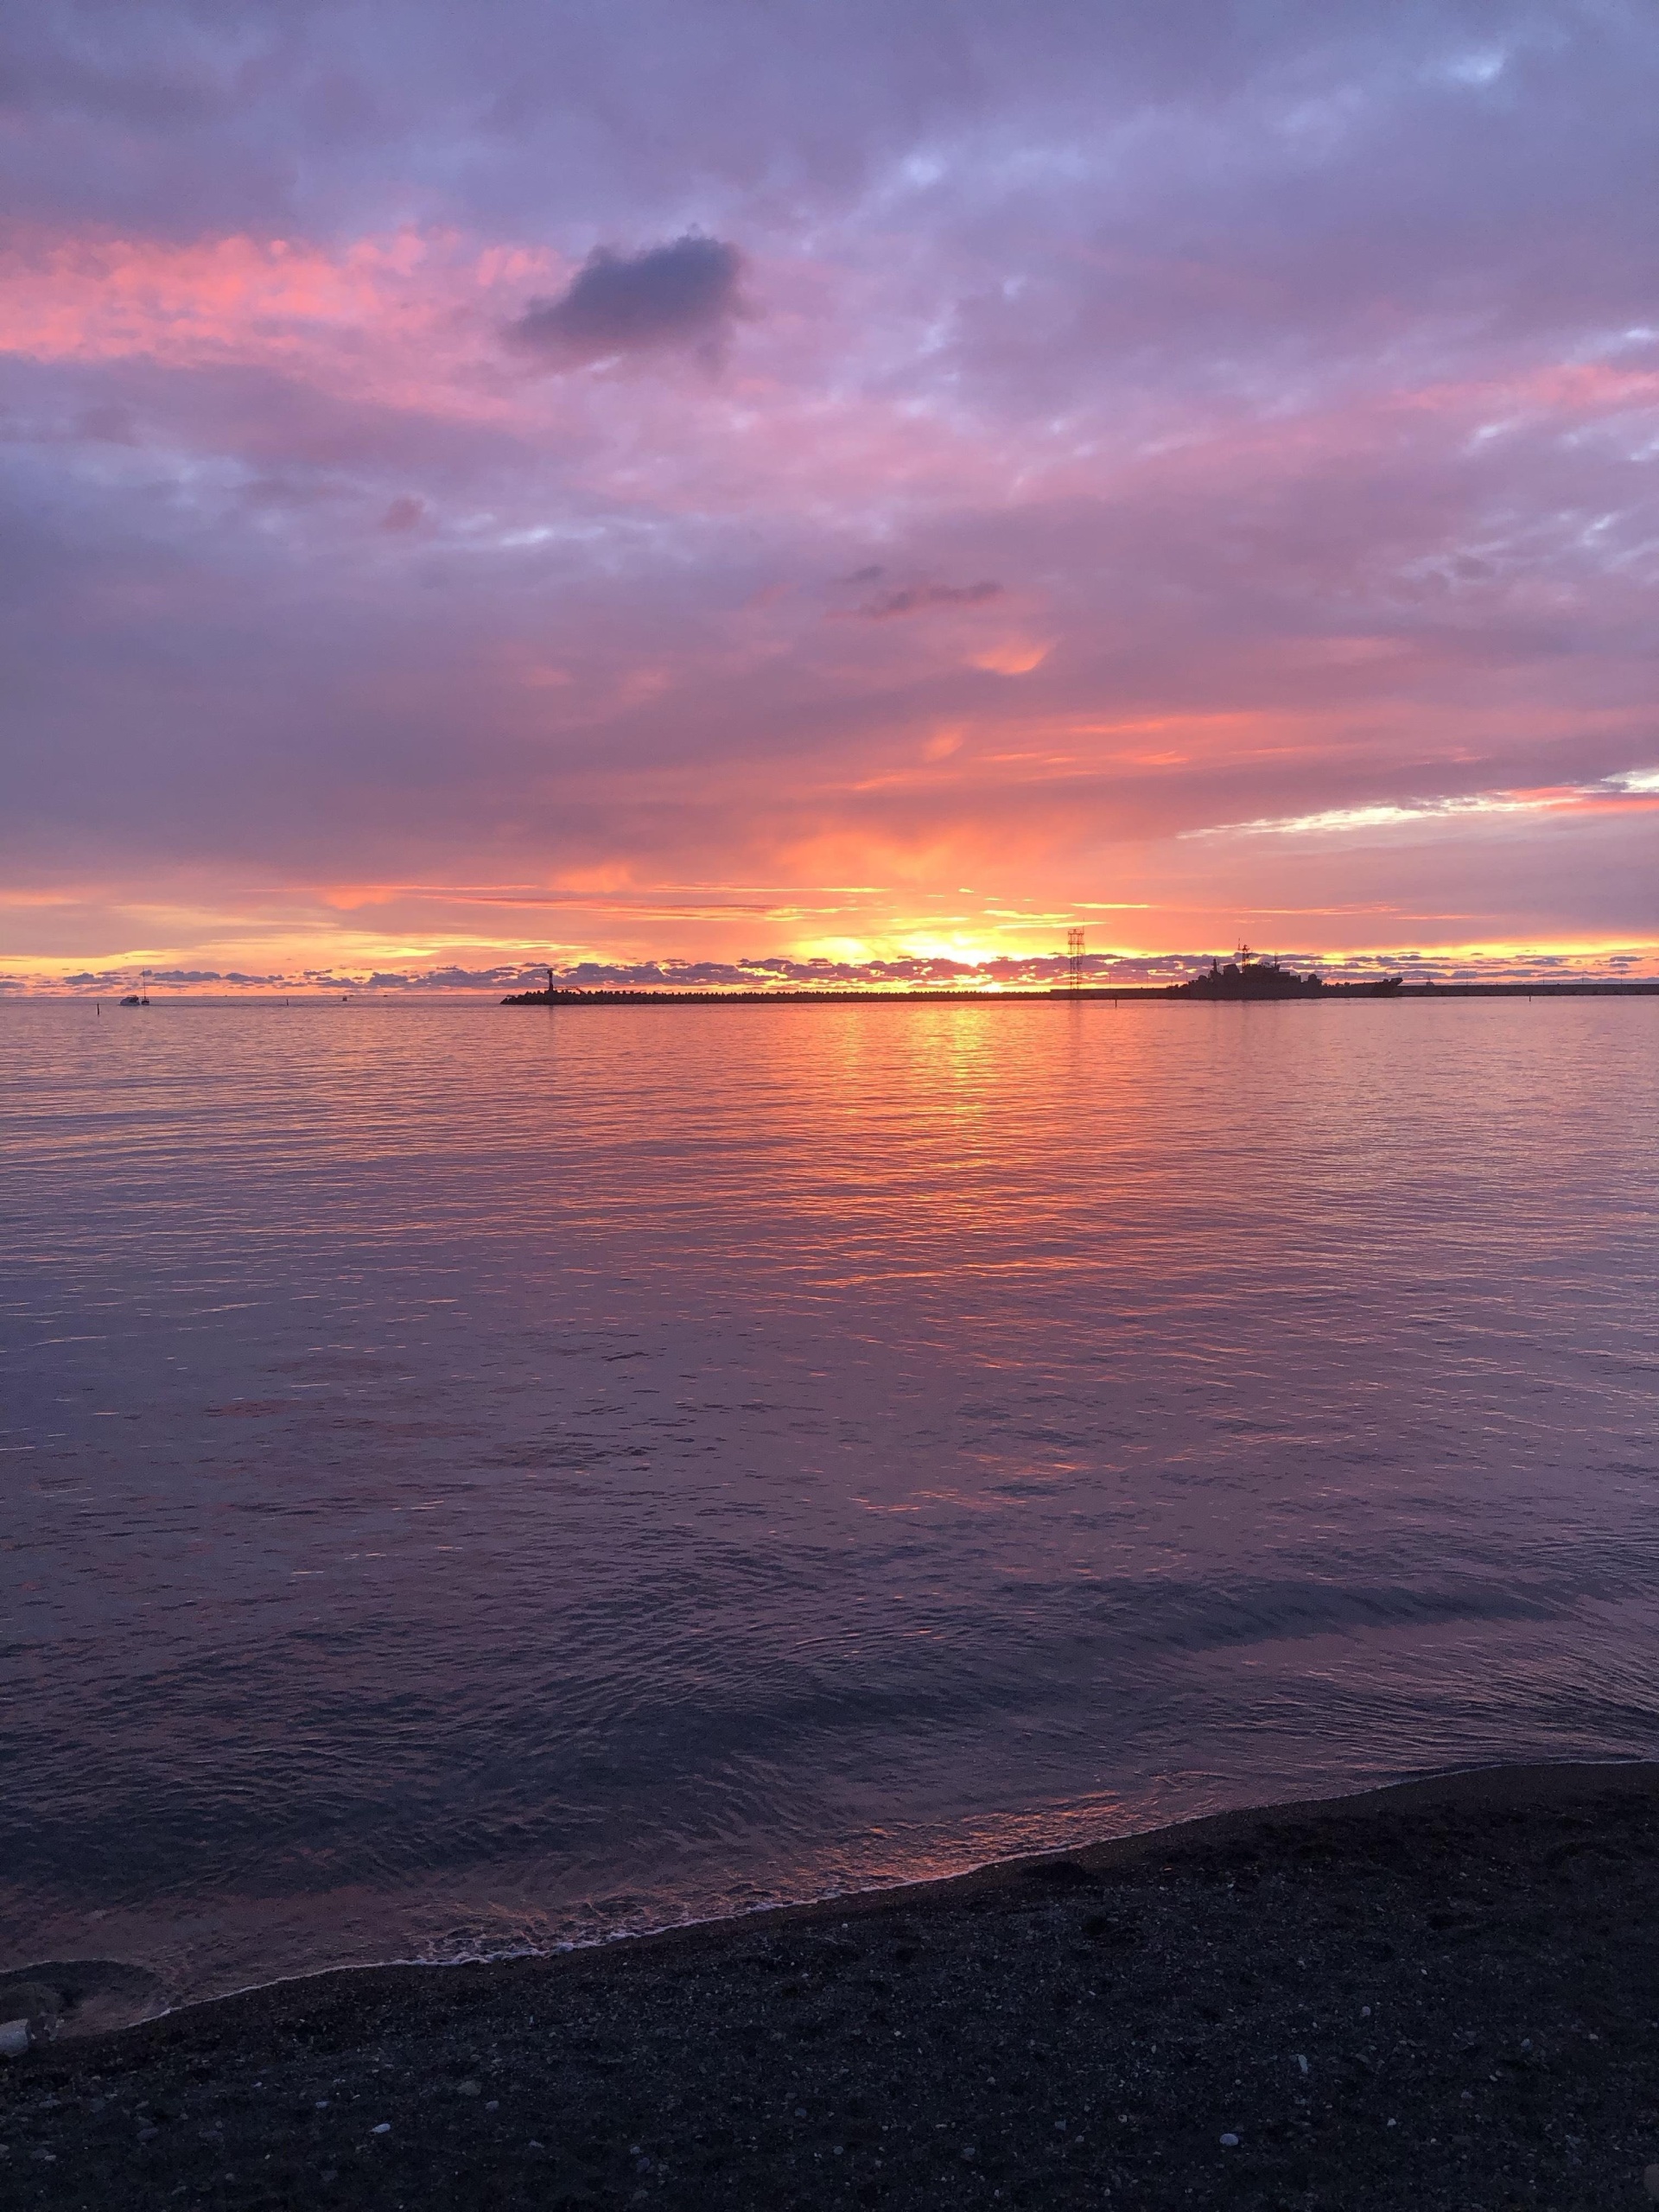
3,996,1657,2017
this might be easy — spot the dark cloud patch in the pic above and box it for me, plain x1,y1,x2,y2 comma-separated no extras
843,579,1002,620
381,496,425,532
75,404,140,446
56,969,277,988
506,235,746,365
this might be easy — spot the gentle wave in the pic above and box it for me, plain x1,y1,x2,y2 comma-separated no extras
3,996,1656,2009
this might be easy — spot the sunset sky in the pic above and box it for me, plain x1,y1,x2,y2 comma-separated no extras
4,0,1657,989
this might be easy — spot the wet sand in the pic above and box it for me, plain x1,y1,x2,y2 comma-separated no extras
4,1762,1658,2209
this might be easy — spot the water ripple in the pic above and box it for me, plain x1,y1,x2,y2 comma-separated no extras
2,996,1656,2009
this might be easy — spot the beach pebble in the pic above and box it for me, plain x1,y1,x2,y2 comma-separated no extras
457,2080,480,2096
372,2121,391,2135
0,2021,29,2058
1219,2133,1240,2148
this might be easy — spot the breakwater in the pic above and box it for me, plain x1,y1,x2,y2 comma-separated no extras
503,981,1659,1003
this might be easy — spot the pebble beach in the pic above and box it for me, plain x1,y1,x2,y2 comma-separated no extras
4,1762,1657,2209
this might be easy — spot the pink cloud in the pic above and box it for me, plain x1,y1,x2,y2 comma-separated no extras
4,3,1659,988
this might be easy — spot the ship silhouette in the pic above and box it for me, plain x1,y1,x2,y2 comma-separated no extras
1168,947,1403,999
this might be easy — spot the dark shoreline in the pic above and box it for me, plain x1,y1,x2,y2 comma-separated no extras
502,982,1659,1003
7,1761,1659,2208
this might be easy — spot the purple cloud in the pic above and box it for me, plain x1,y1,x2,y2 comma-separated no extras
844,580,1003,620
506,235,746,365
1,2,1656,984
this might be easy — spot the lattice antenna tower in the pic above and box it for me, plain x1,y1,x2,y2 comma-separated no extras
1066,927,1086,992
